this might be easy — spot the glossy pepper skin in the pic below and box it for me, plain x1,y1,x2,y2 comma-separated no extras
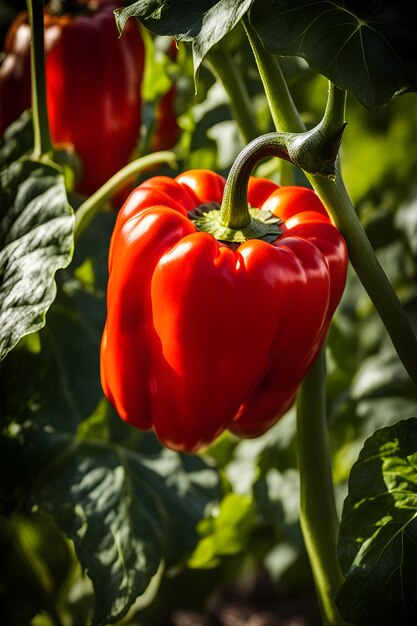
101,171,348,453
0,0,145,195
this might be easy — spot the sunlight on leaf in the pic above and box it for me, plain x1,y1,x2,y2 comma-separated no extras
337,418,417,625
0,159,74,361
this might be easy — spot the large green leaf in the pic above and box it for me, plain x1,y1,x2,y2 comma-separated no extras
0,110,33,168
116,0,253,76
0,158,74,360
250,0,417,112
36,440,163,626
117,0,416,111
0,211,114,435
336,418,417,625
1,424,221,626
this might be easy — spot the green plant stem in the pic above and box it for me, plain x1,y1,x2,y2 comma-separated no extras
206,48,260,143
297,349,347,626
74,151,177,241
322,83,347,136
244,17,417,389
27,0,52,159
243,19,301,133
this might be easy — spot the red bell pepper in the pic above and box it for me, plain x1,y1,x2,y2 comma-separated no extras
101,168,348,452
0,0,145,195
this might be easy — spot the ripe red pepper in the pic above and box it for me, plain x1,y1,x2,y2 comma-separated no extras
101,168,348,453
0,0,145,195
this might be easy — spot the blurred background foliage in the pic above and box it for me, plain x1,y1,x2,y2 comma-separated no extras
1,1,417,624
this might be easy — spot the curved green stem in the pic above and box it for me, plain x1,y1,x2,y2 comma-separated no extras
297,349,347,626
219,133,290,228
244,17,417,389
74,151,177,241
27,0,52,159
322,83,347,136
195,120,343,243
206,47,260,143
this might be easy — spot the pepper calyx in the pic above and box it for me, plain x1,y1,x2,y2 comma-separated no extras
193,205,282,244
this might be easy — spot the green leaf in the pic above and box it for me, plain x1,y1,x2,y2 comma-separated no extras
336,418,417,625
0,158,74,361
0,211,114,438
0,288,104,433
115,0,215,39
188,493,255,569
36,441,163,626
3,426,221,626
0,425,70,516
250,0,417,112
0,511,72,626
0,110,33,168
116,0,253,76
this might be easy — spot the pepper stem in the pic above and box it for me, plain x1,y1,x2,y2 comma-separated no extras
219,133,292,229
196,80,346,243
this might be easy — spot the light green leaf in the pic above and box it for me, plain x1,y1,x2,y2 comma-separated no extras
188,493,255,569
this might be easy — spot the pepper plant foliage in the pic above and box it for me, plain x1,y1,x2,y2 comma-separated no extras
1,0,417,625
117,0,417,111
336,419,417,625
0,113,74,361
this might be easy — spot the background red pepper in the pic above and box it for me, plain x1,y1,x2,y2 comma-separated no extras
0,1,148,195
150,39,180,153
101,171,348,452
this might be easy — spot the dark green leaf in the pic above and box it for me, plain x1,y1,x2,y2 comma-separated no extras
36,441,163,626
0,110,33,168
124,449,221,566
116,0,253,76
336,418,417,625
7,427,222,626
0,287,103,432
0,425,70,516
116,0,215,40
0,214,111,434
0,158,74,360
250,0,417,112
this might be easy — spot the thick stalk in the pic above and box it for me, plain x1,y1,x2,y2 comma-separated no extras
206,48,260,143
297,349,347,626
74,151,177,241
27,0,52,158
244,18,417,389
